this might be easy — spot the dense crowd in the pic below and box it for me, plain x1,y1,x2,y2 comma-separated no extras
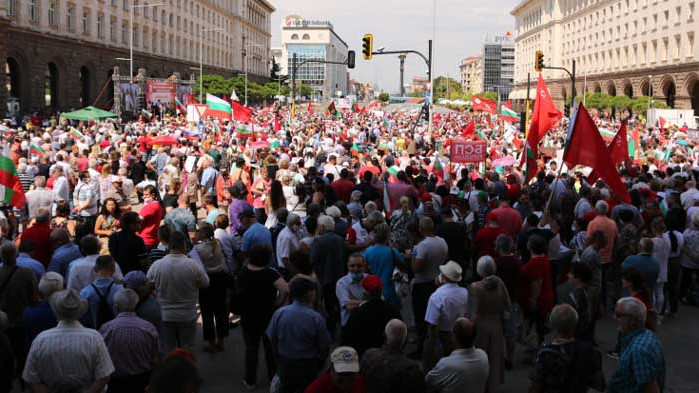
0,102,697,393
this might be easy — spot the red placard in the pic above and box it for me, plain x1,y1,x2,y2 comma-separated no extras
450,139,487,163
145,81,176,106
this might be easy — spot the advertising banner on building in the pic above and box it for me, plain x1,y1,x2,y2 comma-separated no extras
118,83,140,113
146,81,176,107
450,139,487,163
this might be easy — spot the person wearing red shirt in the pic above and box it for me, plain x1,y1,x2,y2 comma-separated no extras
18,208,53,266
490,200,522,240
137,185,163,249
305,346,366,393
331,169,355,204
474,212,506,258
519,234,554,348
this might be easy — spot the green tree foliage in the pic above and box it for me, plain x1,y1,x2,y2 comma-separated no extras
433,76,463,100
566,92,669,113
476,91,498,101
193,74,304,103
378,92,390,102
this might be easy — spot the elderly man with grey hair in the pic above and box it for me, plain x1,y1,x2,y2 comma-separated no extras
529,304,606,393
66,235,124,292
23,272,64,355
276,212,302,277
607,297,665,393
361,319,425,393
23,289,114,393
622,238,660,296
25,176,55,219
310,214,345,335
99,288,159,393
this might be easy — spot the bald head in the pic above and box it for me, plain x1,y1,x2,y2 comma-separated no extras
384,319,408,349
453,318,477,349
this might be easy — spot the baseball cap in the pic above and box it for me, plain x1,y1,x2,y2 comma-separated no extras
330,346,360,373
361,274,382,294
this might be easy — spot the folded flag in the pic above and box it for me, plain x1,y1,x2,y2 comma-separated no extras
69,127,84,141
28,143,45,156
0,149,26,209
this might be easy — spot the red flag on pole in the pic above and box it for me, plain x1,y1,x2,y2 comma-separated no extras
588,121,629,184
520,74,562,181
232,101,253,123
460,119,476,138
274,116,281,132
307,101,314,114
471,96,497,114
658,116,666,133
564,103,631,203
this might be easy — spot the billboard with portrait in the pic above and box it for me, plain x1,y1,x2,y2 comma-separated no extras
118,83,140,113
145,81,176,108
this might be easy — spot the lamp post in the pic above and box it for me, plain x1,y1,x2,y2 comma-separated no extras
130,3,163,83
197,27,224,102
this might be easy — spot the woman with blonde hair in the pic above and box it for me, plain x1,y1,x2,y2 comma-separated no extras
97,163,112,204
389,196,417,253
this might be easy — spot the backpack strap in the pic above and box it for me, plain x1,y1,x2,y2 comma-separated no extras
91,281,115,303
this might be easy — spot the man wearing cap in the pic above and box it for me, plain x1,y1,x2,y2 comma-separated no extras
23,289,115,393
305,346,367,393
424,261,469,365
266,278,331,393
105,177,127,205
342,274,401,358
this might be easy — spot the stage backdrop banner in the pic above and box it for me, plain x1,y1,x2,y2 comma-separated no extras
146,81,176,106
450,139,487,163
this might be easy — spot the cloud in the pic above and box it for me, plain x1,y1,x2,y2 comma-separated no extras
271,0,515,94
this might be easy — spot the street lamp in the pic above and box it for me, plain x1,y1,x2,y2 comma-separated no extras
244,42,267,106
130,3,163,83
197,27,224,102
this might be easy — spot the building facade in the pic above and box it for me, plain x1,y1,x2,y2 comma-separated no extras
1,0,273,115
510,0,699,114
459,55,483,93
482,35,515,102
279,15,348,100
409,76,428,95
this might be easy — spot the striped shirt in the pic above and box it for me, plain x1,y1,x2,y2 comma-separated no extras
18,171,34,192
99,312,159,376
23,321,115,389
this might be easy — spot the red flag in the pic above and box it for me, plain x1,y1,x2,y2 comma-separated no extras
232,101,253,123
588,121,629,184
307,102,314,114
564,103,631,203
505,100,512,109
460,119,475,138
658,116,666,133
520,74,562,181
472,96,497,114
274,116,281,132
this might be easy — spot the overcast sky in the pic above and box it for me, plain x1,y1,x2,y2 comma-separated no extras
270,0,515,94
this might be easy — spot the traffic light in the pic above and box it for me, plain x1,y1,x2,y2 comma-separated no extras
347,50,356,69
362,34,373,60
422,104,429,121
534,51,545,72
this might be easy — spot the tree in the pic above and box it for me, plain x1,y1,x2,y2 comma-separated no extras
433,76,462,100
378,92,390,102
476,91,498,101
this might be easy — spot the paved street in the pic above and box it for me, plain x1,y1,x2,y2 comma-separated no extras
195,305,699,393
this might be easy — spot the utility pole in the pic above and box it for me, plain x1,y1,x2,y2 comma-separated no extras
398,54,406,97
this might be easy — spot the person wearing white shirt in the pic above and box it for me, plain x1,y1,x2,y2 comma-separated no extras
680,181,698,210
425,261,469,362
66,236,123,291
276,213,302,271
51,167,70,203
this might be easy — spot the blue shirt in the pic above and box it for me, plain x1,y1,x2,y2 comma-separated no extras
363,244,403,306
79,278,124,329
22,301,57,354
622,254,660,292
205,209,222,225
608,329,665,393
164,208,197,234
241,223,273,264
48,242,83,278
16,253,46,281
265,301,331,361
201,167,218,194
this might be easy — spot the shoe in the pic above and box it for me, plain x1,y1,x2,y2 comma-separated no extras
607,350,619,360
229,315,241,329
241,380,256,390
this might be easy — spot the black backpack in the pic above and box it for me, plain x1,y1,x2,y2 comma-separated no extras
91,282,115,329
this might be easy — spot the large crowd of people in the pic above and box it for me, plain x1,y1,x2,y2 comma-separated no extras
0,101,696,393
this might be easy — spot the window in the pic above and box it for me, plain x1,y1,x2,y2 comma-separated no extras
143,27,148,48
291,34,298,40
690,3,696,21
688,32,695,57
110,17,116,41
662,38,668,61
97,14,103,37
82,10,89,34
123,0,128,11
122,22,128,44
7,0,16,16
302,34,310,40
66,5,75,31
111,0,116,6
28,0,37,21
144,2,149,18
675,6,681,23
133,26,139,47
48,0,57,26
674,35,680,58
152,31,157,52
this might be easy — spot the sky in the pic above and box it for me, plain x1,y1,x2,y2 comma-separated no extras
270,0,515,94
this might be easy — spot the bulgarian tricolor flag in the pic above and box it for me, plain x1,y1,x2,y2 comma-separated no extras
237,124,253,136
69,127,84,141
0,150,26,209
205,93,232,120
432,157,445,183
500,105,520,122
351,100,360,113
175,98,186,114
29,143,45,157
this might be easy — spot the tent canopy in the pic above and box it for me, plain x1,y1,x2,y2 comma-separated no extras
59,106,117,121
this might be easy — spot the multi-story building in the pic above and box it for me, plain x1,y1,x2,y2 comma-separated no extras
482,34,515,102
459,55,483,93
0,0,274,114
279,15,348,99
410,76,428,95
509,0,699,114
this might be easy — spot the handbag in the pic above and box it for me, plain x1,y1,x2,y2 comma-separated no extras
391,249,410,298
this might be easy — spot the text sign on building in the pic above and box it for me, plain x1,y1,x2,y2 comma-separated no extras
146,81,176,106
450,139,487,163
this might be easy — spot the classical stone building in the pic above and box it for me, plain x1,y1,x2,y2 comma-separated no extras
509,0,699,115
1,0,274,115
459,55,482,94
